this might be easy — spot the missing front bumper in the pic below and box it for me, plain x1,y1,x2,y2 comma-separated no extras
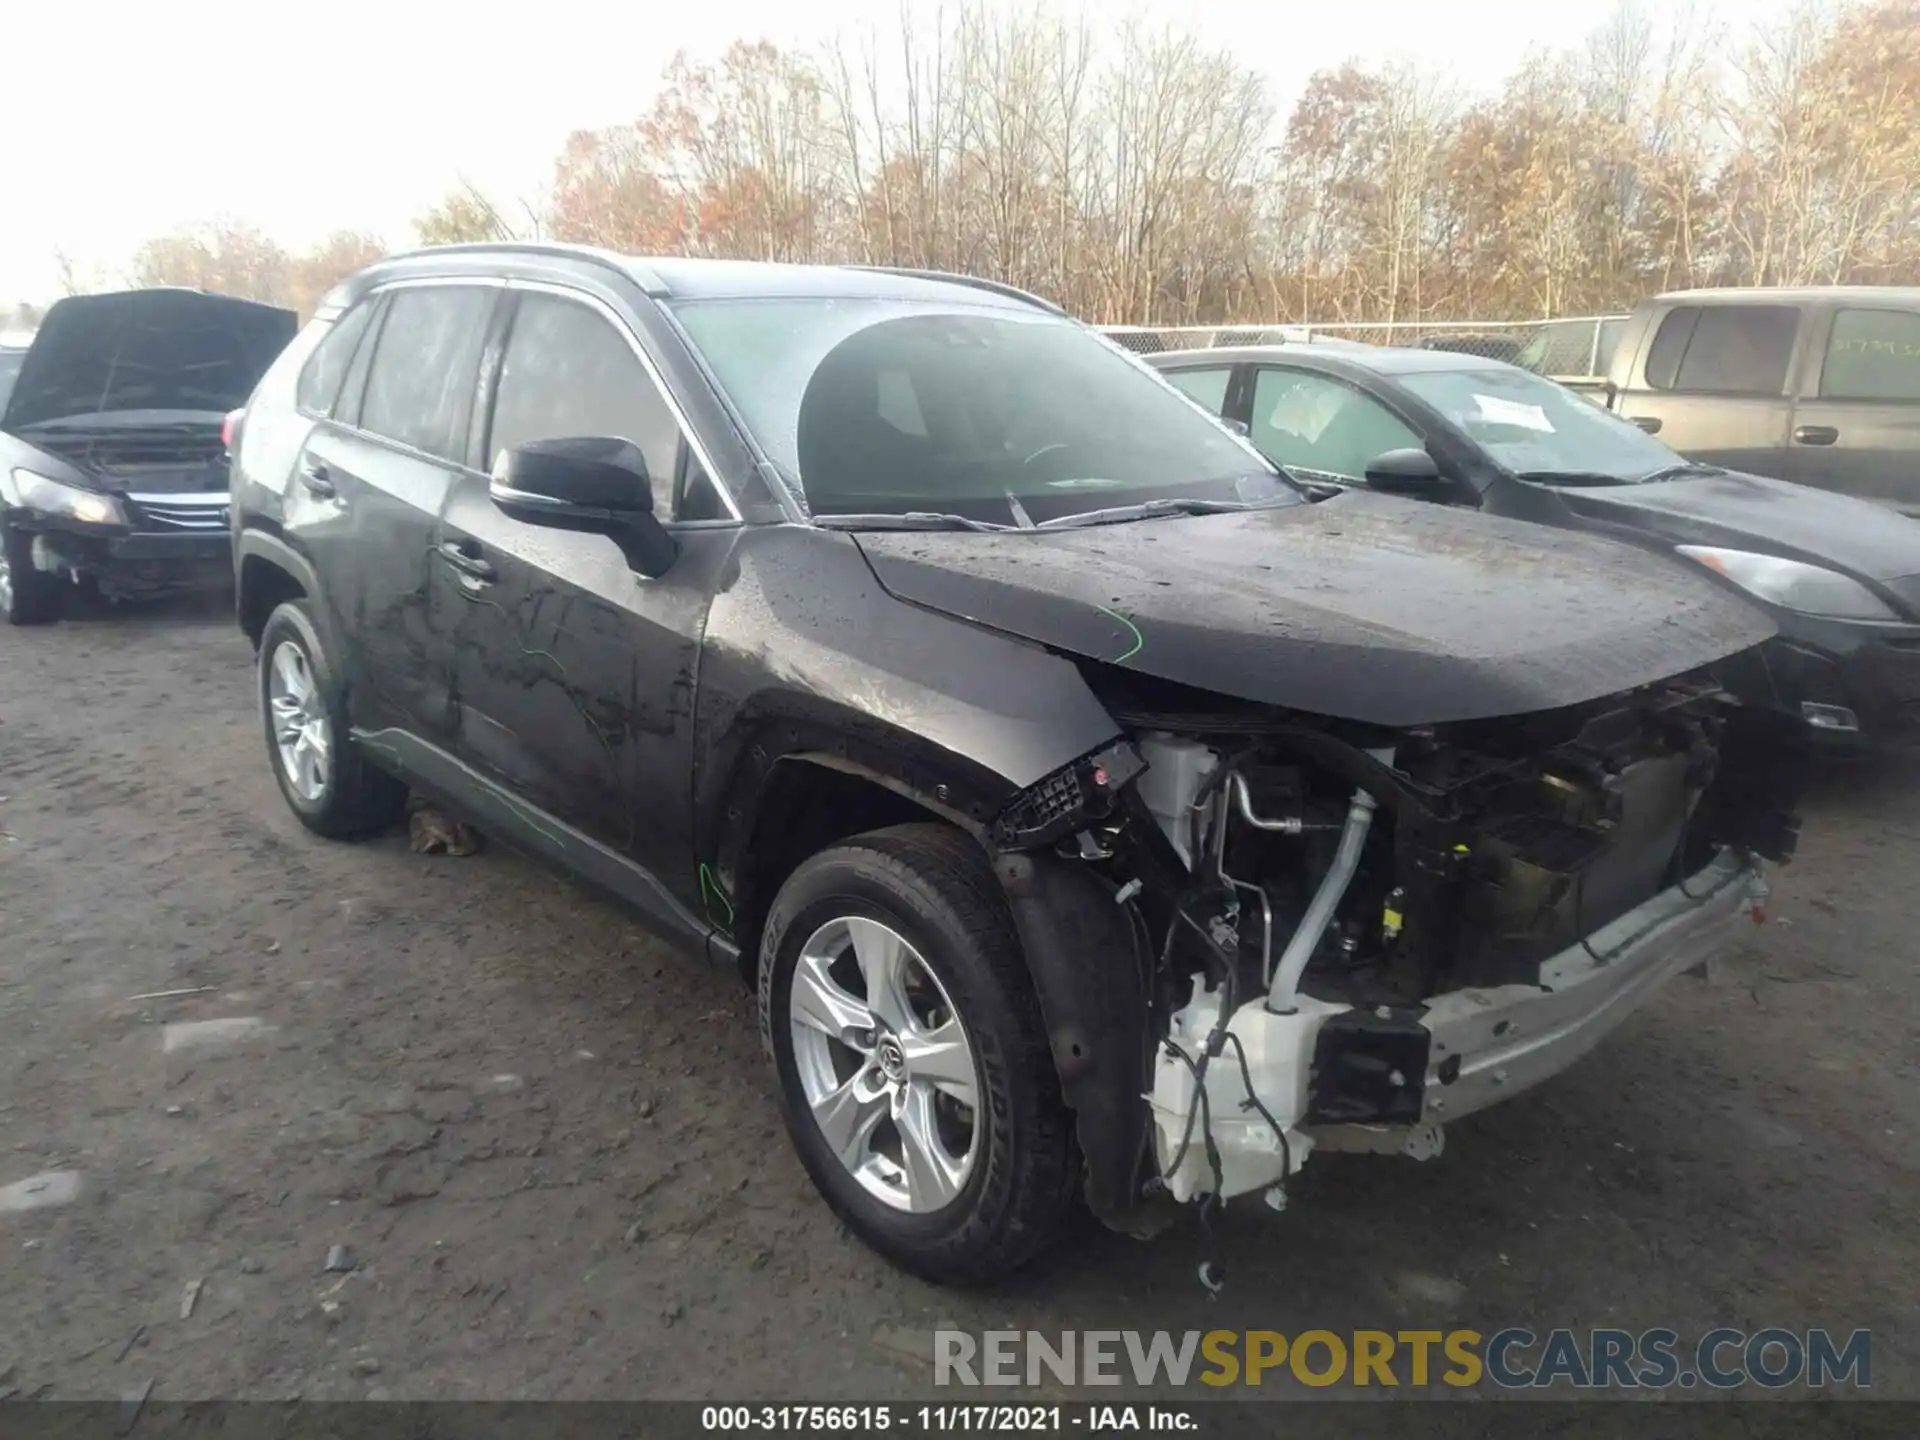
1151,849,1761,1203
24,525,231,600
1398,847,1754,1126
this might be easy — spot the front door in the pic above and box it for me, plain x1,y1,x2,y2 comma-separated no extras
434,284,736,890
1241,365,1425,492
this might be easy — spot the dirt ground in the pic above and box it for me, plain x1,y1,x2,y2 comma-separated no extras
1,593,1915,1413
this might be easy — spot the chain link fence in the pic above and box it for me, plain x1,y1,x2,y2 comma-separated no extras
1102,315,1630,380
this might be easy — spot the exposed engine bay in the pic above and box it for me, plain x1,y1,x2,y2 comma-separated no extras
989,665,1806,1225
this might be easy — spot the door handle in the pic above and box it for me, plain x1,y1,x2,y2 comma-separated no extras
1629,415,1662,434
297,461,336,498
437,539,496,583
1793,424,1839,446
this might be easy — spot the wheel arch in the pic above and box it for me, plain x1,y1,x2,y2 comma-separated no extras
707,696,1163,1236
236,530,322,648
703,700,1018,985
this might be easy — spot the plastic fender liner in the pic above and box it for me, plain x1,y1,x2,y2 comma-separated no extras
991,849,1175,1238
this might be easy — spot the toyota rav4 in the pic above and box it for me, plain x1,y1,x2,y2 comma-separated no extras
230,244,1806,1282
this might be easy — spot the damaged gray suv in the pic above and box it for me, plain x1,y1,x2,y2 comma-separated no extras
230,244,1806,1282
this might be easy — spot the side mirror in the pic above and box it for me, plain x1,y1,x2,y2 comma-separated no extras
1362,447,1443,496
490,436,678,578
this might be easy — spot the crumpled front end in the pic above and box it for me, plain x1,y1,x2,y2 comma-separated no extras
985,660,1806,1227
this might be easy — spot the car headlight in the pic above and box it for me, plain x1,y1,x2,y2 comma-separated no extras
3,468,128,526
1676,544,1898,621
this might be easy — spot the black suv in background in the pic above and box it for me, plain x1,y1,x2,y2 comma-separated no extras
0,289,296,623
229,244,1803,1281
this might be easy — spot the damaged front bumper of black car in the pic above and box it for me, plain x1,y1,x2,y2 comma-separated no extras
985,670,1807,1231
2,468,232,602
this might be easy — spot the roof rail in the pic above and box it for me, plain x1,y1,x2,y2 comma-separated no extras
378,239,632,271
841,266,1066,316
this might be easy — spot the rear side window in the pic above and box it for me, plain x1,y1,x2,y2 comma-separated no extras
359,286,494,462
1651,305,1798,395
1820,308,1920,402
1163,366,1232,414
487,292,682,516
1597,317,1628,370
295,301,376,417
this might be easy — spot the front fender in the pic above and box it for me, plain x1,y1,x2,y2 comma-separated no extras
692,525,1122,864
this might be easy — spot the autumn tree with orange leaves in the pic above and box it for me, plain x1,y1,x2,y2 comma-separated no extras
124,0,1920,327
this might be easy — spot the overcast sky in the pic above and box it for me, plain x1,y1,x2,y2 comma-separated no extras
1,0,1789,303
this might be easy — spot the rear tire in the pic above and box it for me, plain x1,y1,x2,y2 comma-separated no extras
257,600,407,838
1,524,63,626
759,823,1079,1283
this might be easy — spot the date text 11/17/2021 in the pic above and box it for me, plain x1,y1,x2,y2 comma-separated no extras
700,1405,1198,1432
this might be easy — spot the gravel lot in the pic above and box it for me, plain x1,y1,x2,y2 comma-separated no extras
1,595,1915,1416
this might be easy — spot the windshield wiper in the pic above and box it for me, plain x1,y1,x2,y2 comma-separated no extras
1034,497,1261,531
1514,470,1636,488
1638,461,1724,483
813,511,1014,532
1517,461,1724,488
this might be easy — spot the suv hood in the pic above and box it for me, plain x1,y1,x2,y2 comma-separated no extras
2,289,297,433
1548,469,1920,601
853,489,1776,727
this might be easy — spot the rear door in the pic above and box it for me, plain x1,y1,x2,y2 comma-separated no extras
1616,303,1800,476
435,282,739,887
290,280,498,743
1787,303,1920,512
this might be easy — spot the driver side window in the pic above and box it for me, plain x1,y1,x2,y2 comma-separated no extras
488,293,685,517
1249,368,1419,482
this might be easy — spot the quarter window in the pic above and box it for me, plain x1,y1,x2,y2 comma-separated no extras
1820,308,1920,402
487,293,682,516
1248,369,1420,481
295,301,377,418
358,286,494,461
1163,366,1233,414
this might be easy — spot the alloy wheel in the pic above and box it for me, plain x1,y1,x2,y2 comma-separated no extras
787,915,981,1213
267,639,332,802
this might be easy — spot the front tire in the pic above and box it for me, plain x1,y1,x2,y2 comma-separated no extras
759,823,1078,1283
257,600,407,838
1,524,63,626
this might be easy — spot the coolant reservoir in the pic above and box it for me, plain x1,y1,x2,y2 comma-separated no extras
1149,978,1349,1204
1134,736,1219,869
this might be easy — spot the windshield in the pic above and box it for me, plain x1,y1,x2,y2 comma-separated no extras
1395,365,1688,483
669,297,1295,524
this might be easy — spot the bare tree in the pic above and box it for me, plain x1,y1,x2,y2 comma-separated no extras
120,0,1920,327
128,222,295,305
416,179,535,247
